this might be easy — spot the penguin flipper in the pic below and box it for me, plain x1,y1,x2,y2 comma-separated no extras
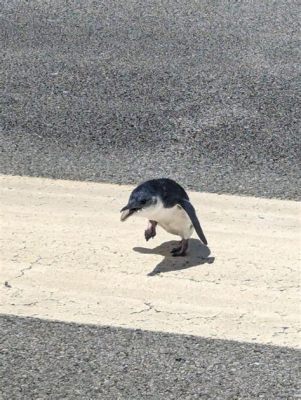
179,199,208,245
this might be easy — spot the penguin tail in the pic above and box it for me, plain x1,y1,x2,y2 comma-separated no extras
179,199,208,245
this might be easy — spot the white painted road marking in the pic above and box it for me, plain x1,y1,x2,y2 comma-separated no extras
0,175,300,348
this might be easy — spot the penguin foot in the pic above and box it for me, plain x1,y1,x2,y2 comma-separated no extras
144,220,157,241
171,245,182,254
171,239,188,257
145,229,155,241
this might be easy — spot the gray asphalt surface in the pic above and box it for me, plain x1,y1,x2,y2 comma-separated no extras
0,0,300,199
1,315,300,400
1,1,300,399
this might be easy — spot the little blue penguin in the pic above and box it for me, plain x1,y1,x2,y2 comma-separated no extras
120,178,208,256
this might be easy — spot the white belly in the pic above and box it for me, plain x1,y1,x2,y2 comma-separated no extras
137,199,194,239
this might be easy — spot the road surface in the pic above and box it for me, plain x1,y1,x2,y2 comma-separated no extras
0,0,300,399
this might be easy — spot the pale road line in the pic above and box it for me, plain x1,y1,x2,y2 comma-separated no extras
0,175,300,348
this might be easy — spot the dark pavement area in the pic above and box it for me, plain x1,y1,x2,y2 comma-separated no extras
0,0,300,199
1,315,300,400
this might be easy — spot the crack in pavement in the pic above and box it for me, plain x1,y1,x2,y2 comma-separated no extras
20,301,40,307
131,303,221,322
8,297,63,308
4,256,42,288
185,313,222,322
13,256,42,280
131,302,154,315
130,302,182,315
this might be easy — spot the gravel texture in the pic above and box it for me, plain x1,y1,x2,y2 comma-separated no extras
0,0,300,199
1,315,300,400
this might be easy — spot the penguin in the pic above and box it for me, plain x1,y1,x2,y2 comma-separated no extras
120,178,208,256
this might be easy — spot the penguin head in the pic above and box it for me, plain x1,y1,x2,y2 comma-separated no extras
120,185,157,221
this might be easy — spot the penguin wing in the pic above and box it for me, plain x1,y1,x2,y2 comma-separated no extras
179,199,208,245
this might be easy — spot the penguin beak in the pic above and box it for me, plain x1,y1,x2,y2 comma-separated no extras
120,204,130,221
120,203,141,221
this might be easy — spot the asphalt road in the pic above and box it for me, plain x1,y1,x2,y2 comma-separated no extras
0,0,300,199
1,315,300,400
0,1,300,399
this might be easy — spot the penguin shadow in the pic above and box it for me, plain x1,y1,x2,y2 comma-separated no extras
133,239,215,276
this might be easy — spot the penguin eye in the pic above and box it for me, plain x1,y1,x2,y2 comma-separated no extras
140,199,147,205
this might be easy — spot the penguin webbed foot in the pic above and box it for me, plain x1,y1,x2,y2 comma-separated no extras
171,239,188,257
145,229,155,241
171,245,182,254
144,220,157,241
